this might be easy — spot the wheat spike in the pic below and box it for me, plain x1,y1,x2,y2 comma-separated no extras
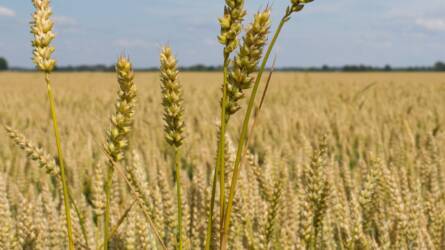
31,0,56,72
226,9,271,116
160,47,185,147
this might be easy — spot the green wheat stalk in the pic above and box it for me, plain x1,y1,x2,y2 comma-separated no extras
220,1,314,249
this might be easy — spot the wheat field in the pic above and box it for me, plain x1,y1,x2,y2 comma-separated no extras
2,0,445,249
1,72,445,249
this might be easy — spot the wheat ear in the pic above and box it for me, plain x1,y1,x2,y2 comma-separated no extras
4,126,91,247
4,126,59,177
103,56,136,250
226,8,271,116
160,46,185,249
30,0,75,248
206,1,246,249
221,1,314,248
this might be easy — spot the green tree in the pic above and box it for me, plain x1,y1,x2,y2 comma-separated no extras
0,57,8,71
434,61,445,71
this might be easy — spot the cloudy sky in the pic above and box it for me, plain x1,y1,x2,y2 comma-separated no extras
0,0,444,68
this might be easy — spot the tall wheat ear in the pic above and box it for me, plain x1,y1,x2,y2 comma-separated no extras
221,1,315,248
30,0,75,247
160,46,186,250
208,1,247,247
226,8,271,117
103,56,136,250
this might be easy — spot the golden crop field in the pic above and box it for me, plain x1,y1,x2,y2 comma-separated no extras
1,71,445,249
2,0,445,249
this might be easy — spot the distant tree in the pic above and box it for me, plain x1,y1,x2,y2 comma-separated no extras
434,61,445,71
384,64,392,71
0,57,8,71
342,64,374,72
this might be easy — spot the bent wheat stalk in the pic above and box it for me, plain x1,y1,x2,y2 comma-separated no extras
103,152,167,250
3,126,90,247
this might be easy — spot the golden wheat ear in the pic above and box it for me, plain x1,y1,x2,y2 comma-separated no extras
221,0,316,248
160,46,186,249
160,47,185,148
206,2,248,248
4,126,59,176
3,125,90,247
103,56,137,250
226,8,271,118
30,0,78,248
31,0,56,73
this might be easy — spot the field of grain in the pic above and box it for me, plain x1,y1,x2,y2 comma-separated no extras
1,72,445,249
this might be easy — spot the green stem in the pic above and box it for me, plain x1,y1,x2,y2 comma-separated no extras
103,160,114,250
95,216,102,250
204,56,230,250
219,56,229,230
45,73,75,250
111,159,167,249
97,200,136,250
204,158,218,250
175,147,183,250
220,12,290,250
68,189,90,248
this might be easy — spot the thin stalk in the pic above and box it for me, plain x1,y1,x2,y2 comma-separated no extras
45,73,75,250
68,189,90,248
97,199,137,250
205,56,230,249
95,216,102,250
220,13,290,249
108,155,167,249
219,56,230,229
204,160,218,250
103,161,114,250
243,56,276,148
175,147,183,250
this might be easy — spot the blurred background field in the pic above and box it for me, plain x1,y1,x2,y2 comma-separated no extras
1,72,445,249
1,72,444,153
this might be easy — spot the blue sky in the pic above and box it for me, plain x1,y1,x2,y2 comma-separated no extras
0,0,444,68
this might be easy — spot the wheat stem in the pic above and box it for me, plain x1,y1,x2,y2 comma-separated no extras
103,160,113,250
221,11,291,250
97,199,136,249
67,190,90,248
103,56,136,249
219,56,230,232
175,147,183,250
45,73,75,250
205,54,230,250
205,159,219,250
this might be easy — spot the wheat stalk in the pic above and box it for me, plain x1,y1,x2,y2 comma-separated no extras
208,2,247,247
160,46,185,250
103,56,137,250
221,1,314,248
30,0,76,248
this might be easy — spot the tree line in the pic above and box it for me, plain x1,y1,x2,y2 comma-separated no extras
1,57,445,72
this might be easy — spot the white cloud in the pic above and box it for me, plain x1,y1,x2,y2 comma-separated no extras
416,18,445,31
113,39,154,49
0,5,15,17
